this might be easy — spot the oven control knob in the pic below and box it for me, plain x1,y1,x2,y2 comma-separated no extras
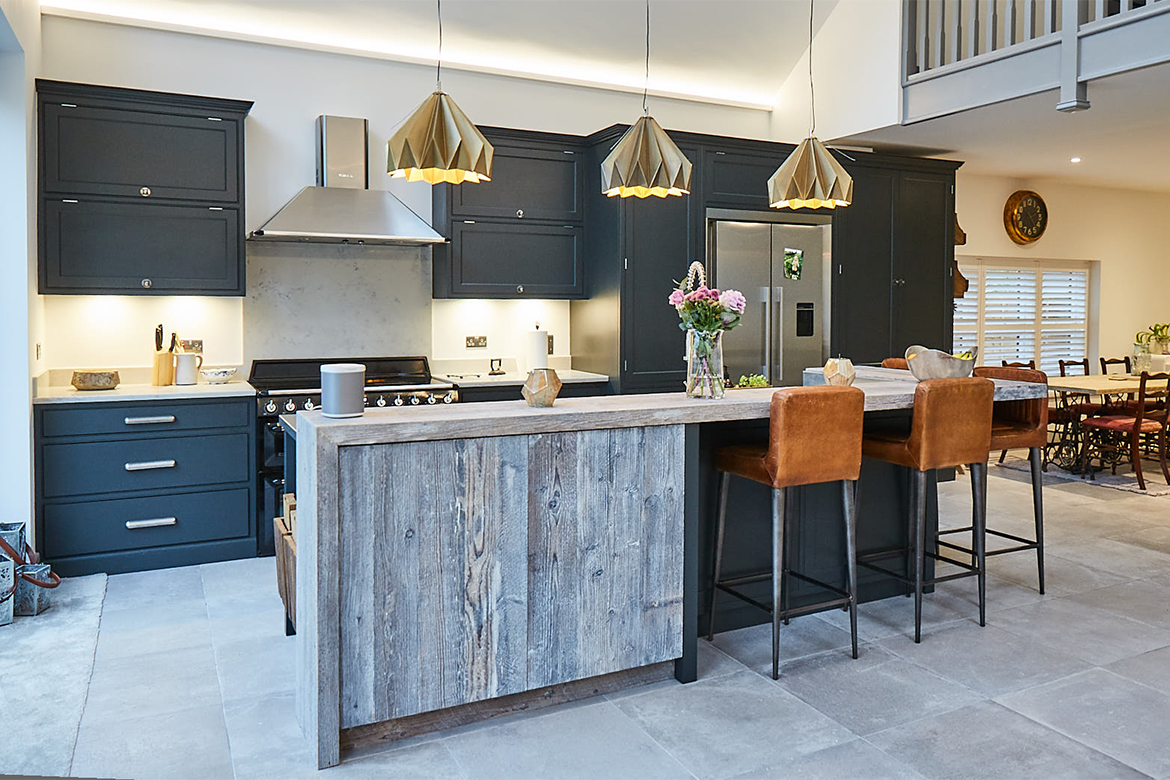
264,400,277,414
304,399,315,411
284,399,297,412
426,394,438,405
363,396,369,406
410,395,421,405
376,396,387,407
393,395,404,406
442,392,455,404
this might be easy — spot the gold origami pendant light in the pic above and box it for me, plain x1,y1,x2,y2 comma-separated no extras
768,0,852,210
387,0,493,185
600,1,692,198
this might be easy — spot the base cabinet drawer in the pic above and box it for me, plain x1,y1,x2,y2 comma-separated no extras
43,488,250,558
43,432,249,498
40,399,250,438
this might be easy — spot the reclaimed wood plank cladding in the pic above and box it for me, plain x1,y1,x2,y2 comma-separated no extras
639,425,686,665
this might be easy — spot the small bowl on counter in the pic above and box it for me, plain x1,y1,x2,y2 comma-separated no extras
904,345,977,381
199,366,239,384
71,370,120,391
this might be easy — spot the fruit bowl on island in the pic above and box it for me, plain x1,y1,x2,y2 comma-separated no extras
904,345,977,381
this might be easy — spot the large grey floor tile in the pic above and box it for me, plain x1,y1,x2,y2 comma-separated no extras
1107,645,1170,696
71,702,233,780
1068,579,1170,630
927,570,1047,614
201,557,285,617
607,642,745,703
711,616,854,673
103,565,206,612
1107,524,1170,554
613,669,852,780
814,591,967,642
338,741,467,779
94,603,212,662
724,738,925,780
83,643,221,725
1046,536,1170,578
210,606,290,644
986,551,1130,596
992,596,1170,665
773,645,984,737
998,668,1170,779
214,633,297,703
869,700,1147,780
443,698,693,780
878,622,1090,697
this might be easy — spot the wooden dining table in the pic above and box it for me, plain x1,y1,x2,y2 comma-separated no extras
1047,374,1148,395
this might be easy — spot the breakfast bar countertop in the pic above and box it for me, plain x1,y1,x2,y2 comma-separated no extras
295,366,1043,444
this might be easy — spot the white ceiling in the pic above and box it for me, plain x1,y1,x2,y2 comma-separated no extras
843,62,1170,193
41,0,838,109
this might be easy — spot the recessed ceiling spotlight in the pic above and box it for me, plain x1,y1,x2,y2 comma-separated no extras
1070,157,1082,163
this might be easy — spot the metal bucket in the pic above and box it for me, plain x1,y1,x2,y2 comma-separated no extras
14,564,52,616
0,559,14,627
0,522,27,561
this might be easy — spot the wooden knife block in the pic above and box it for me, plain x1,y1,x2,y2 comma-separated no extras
151,350,174,386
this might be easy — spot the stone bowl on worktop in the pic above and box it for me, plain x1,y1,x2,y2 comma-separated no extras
904,345,977,381
70,370,120,391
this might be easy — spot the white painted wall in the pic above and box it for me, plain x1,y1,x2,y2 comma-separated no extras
431,299,571,365
0,0,39,537
771,0,902,143
956,171,1170,361
37,16,771,370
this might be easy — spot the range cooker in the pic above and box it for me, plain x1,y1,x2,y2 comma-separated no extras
248,356,458,555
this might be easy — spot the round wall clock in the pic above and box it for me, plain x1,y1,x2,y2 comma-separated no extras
1003,190,1048,245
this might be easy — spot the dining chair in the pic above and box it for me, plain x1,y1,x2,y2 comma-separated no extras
1047,359,1098,470
1002,360,1037,369
1100,356,1140,412
1079,372,1170,490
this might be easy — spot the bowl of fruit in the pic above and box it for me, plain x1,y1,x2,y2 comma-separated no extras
733,373,769,389
904,345,977,381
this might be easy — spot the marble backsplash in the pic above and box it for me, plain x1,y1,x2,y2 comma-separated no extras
243,242,432,366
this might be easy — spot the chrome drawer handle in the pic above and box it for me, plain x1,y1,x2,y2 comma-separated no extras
124,415,176,425
124,459,176,471
125,517,177,530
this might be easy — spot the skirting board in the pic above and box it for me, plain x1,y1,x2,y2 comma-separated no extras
339,661,675,755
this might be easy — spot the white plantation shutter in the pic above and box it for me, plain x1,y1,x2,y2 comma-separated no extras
953,259,1091,373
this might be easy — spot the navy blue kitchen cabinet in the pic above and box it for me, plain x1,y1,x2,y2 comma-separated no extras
432,129,587,299
34,397,257,576
702,146,789,211
37,80,252,296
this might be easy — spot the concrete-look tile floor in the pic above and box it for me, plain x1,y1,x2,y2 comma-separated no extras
50,465,1170,779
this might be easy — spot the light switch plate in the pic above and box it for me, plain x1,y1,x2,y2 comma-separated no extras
466,335,487,349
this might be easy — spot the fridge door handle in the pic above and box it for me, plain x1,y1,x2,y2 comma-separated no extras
773,286,784,386
761,286,772,380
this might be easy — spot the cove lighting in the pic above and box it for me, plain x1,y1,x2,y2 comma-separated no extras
40,0,776,110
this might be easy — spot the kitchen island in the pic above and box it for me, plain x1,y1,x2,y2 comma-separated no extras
294,368,1044,767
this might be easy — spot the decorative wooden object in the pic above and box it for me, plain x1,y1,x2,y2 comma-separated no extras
521,368,563,407
823,358,856,386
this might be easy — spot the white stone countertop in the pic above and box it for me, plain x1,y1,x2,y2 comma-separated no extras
297,367,1044,445
435,369,609,387
33,380,256,404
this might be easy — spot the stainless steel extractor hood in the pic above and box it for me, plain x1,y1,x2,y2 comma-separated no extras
249,115,445,246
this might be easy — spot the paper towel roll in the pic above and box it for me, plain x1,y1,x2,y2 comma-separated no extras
526,329,550,372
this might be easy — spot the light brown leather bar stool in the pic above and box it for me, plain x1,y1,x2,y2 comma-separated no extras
882,358,909,370
860,378,994,643
707,385,865,680
947,366,1047,594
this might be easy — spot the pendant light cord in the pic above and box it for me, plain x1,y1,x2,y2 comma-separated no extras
808,0,815,137
436,0,443,92
643,0,650,115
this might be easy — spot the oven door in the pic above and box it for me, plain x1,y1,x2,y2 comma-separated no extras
259,472,284,557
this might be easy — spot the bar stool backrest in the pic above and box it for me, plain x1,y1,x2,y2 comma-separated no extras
973,366,1049,446
881,358,908,370
906,378,995,471
765,386,865,488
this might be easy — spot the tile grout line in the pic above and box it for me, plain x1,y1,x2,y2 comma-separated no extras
66,573,109,779
602,697,702,780
199,563,242,780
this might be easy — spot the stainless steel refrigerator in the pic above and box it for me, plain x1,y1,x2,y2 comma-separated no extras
710,216,831,387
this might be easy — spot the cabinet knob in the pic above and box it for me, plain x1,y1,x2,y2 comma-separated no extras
517,285,525,294
141,278,153,289
140,186,151,197
516,209,524,219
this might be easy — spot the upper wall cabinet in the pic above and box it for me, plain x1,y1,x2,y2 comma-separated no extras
702,146,788,211
432,130,586,299
37,80,253,296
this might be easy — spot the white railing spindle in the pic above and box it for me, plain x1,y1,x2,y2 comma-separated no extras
1023,0,1036,40
984,0,997,53
950,0,963,62
918,0,928,72
1044,0,1057,34
932,0,945,67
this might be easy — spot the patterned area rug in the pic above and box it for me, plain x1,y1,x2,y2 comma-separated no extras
996,453,1170,497
0,574,107,777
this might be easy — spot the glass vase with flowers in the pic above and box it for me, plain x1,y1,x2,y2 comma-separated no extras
669,262,745,399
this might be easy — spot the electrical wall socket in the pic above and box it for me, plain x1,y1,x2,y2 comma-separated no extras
36,343,41,360
547,335,554,354
465,335,488,349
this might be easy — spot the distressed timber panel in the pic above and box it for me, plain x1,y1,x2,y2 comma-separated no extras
338,436,529,727
527,425,685,688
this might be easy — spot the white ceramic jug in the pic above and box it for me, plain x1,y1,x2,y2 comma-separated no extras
174,352,204,385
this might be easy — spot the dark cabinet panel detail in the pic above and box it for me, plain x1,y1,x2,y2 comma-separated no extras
41,199,241,294
40,399,251,439
448,221,584,298
832,169,896,364
42,103,237,202
702,148,783,210
894,175,953,353
449,146,582,222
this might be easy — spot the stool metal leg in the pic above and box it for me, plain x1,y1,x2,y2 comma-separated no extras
972,461,988,628
842,479,859,660
772,486,787,680
905,472,917,598
912,470,927,643
707,471,731,641
1029,446,1046,595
